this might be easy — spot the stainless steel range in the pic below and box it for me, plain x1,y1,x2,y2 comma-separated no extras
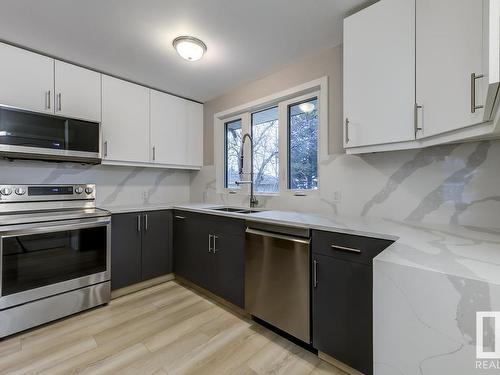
0,184,111,337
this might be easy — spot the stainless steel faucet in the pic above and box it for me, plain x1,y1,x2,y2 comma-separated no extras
235,133,258,208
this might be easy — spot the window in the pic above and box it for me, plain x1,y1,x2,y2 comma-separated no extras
216,77,327,196
224,119,242,189
251,107,279,193
288,98,318,190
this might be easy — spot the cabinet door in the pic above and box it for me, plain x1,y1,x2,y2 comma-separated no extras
54,60,101,122
416,0,485,138
141,210,172,281
186,101,203,167
173,212,212,289
150,90,188,165
212,219,245,307
343,0,415,148
111,213,142,290
0,43,54,114
101,75,150,163
313,254,373,375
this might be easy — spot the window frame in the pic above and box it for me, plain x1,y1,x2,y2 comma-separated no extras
281,93,320,194
250,105,280,195
214,77,328,197
223,117,243,190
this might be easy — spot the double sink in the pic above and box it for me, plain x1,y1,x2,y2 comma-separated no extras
209,206,266,215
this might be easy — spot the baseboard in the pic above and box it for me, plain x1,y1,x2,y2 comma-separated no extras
318,351,365,375
111,274,175,299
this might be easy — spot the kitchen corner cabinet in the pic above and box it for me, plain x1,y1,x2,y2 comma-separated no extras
311,230,394,375
173,211,245,307
54,60,101,122
111,210,172,290
150,90,203,168
343,0,415,148
344,0,500,154
102,75,150,164
415,0,489,138
0,43,54,114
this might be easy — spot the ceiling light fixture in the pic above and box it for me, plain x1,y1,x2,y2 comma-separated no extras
298,102,315,113
173,36,207,62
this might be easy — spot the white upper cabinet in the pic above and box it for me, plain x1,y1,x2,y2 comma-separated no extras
150,89,203,168
54,60,101,122
186,101,203,167
101,75,150,164
150,90,188,165
0,43,54,114
416,0,485,138
343,0,415,148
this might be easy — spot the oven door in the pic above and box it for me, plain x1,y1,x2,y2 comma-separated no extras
0,216,110,310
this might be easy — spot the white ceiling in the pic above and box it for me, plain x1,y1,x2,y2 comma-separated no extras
0,0,369,102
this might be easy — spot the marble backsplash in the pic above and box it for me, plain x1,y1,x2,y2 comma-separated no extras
0,159,191,207
190,140,500,228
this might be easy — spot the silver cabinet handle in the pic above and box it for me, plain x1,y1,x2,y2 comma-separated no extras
152,146,156,161
471,73,484,113
313,260,318,288
208,234,212,253
414,103,423,137
103,141,108,157
345,118,349,144
331,244,362,254
213,235,218,253
174,215,186,220
45,90,51,110
57,93,62,111
137,215,141,232
144,214,148,231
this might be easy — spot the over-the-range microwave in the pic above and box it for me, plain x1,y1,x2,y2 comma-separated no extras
0,106,101,164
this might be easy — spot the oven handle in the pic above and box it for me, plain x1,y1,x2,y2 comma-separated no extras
0,217,111,238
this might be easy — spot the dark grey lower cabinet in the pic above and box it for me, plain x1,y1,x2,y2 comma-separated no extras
173,210,245,307
313,254,373,374
111,213,142,290
141,210,172,280
111,210,172,290
312,230,394,375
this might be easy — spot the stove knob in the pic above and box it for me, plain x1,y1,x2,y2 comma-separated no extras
75,186,84,194
85,187,94,195
15,187,26,195
1,187,12,196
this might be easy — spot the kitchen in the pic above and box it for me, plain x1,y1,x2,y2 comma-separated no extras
0,0,499,374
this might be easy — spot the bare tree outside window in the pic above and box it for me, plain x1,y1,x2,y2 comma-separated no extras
251,107,279,193
288,98,318,190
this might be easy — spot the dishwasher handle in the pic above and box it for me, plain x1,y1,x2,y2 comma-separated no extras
246,228,310,244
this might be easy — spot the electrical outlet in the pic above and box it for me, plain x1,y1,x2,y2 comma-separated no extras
142,190,148,201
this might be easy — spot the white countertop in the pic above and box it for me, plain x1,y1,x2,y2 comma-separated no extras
102,202,500,285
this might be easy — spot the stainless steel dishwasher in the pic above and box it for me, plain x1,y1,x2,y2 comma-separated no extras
245,221,311,343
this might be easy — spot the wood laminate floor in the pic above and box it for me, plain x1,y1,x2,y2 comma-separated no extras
0,281,346,375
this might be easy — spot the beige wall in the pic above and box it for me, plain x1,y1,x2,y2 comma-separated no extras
202,45,343,165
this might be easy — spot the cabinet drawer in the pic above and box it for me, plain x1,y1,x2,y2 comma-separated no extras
312,230,393,265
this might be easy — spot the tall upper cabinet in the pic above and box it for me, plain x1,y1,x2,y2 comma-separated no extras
416,0,489,138
101,75,150,164
343,0,415,148
149,89,203,168
344,0,500,154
